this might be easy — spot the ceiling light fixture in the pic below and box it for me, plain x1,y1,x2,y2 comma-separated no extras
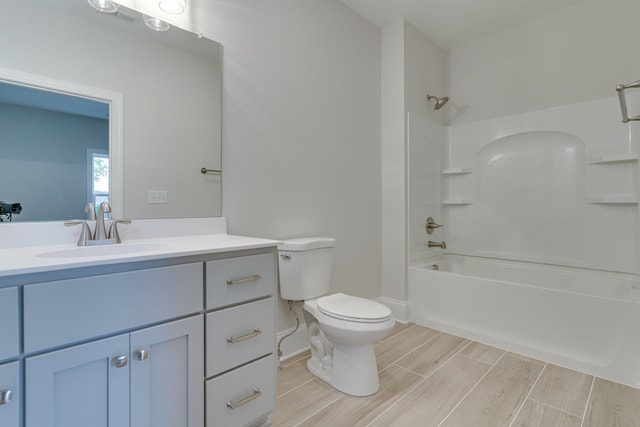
143,14,170,32
158,0,186,15
87,0,119,13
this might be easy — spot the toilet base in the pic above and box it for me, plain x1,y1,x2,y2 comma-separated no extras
307,342,380,397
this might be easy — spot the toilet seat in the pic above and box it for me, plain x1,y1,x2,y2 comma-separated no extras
316,293,391,323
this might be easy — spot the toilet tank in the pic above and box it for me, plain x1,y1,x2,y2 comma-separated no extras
278,237,335,301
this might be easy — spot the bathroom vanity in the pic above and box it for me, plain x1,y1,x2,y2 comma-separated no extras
0,218,278,427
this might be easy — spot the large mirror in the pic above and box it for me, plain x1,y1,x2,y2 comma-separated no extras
0,0,222,221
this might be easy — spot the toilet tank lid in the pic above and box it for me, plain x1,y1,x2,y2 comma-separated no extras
278,237,336,251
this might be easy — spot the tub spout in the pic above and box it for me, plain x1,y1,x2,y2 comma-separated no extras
428,241,446,249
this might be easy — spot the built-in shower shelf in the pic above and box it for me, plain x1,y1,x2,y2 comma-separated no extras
587,153,638,164
442,168,474,175
442,199,474,205
587,196,639,205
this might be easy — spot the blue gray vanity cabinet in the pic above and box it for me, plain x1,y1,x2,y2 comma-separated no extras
0,361,19,426
130,315,204,427
7,243,277,427
26,315,203,427
22,262,204,427
0,287,19,426
26,334,130,427
0,287,19,361
205,252,277,427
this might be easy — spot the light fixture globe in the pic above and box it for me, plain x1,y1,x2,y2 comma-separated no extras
143,15,170,32
87,0,119,13
158,0,186,15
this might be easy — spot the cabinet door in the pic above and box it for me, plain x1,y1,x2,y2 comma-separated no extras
0,362,19,427
25,335,130,427
130,315,204,427
0,287,19,361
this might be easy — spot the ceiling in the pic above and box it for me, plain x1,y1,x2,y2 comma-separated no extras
340,0,585,50
0,81,109,120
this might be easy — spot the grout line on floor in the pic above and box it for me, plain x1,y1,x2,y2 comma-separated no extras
507,362,548,427
379,331,443,370
580,376,596,427
364,375,429,427
367,340,473,426
437,350,507,427
277,377,318,399
527,397,585,420
292,394,345,427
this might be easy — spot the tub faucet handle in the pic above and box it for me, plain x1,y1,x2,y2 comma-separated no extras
426,217,444,234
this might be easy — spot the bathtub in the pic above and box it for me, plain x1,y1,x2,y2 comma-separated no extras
409,254,640,388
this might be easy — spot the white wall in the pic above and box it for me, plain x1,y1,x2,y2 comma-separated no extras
381,21,408,314
212,1,382,335
0,103,108,221
115,0,383,337
448,0,640,124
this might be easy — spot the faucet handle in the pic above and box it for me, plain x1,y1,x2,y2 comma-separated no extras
426,217,444,234
65,221,93,246
109,219,131,243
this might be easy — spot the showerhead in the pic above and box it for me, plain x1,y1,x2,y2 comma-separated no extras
427,94,449,111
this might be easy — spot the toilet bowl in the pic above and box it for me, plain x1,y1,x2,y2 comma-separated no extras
303,294,394,396
278,237,394,396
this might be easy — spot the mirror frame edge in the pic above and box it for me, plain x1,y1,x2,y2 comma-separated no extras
0,65,123,220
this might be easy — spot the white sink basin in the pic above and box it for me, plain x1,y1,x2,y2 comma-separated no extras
38,242,171,259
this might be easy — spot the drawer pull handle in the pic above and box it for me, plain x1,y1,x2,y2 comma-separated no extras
227,328,262,343
227,274,262,286
112,355,128,368
226,388,261,409
135,349,149,361
0,389,13,405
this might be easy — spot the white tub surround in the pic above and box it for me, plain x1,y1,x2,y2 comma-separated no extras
407,93,640,391
440,94,640,274
0,217,280,427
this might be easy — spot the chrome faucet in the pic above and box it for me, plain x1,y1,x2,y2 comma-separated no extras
64,220,93,246
94,201,111,241
428,241,447,249
65,202,131,246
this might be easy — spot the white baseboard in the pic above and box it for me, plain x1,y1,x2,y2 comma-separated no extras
277,323,309,361
376,297,410,322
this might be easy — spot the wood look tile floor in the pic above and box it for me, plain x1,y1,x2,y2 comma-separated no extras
271,323,640,427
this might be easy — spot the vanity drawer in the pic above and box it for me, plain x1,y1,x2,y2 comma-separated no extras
206,253,275,310
24,263,203,353
206,297,275,378
0,287,19,362
206,355,276,427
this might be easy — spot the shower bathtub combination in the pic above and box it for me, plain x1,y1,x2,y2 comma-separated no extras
407,92,640,388
409,255,640,387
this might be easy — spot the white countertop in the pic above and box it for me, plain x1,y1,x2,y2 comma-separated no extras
0,218,281,277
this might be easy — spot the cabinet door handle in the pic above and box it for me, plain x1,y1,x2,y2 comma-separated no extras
112,355,128,368
0,389,13,406
227,328,262,344
226,274,262,286
135,349,149,361
226,388,261,409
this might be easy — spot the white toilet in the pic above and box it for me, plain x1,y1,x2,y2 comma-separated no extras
278,237,394,396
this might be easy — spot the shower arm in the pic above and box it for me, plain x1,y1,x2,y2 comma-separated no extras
616,80,640,123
